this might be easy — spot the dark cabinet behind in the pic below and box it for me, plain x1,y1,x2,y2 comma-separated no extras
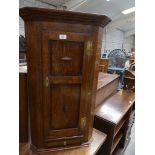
19,71,28,142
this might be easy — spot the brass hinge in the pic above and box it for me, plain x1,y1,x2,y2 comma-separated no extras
81,117,86,129
45,76,49,87
86,41,93,56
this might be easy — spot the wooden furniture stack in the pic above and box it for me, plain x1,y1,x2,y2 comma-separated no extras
93,72,135,155
94,90,134,155
19,7,111,153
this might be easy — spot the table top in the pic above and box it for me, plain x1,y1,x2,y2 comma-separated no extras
95,90,135,124
19,129,107,155
97,72,119,90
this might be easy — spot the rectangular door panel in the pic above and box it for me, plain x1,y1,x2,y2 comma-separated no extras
50,84,81,130
49,40,84,76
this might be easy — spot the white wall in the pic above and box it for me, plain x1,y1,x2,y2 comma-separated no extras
101,27,124,55
19,0,55,35
123,35,134,53
101,13,135,57
101,25,134,57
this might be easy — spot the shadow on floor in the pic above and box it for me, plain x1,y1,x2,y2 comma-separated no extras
124,124,135,155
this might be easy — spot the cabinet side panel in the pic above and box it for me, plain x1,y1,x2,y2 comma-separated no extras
84,27,104,141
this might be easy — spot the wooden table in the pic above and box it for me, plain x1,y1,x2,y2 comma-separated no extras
94,90,135,155
20,129,107,155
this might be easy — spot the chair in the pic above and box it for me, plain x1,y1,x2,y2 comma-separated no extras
107,49,127,88
108,49,127,69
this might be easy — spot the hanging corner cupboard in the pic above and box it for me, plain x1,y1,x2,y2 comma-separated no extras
19,7,111,153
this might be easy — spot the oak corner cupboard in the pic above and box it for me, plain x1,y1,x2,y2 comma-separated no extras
19,7,111,153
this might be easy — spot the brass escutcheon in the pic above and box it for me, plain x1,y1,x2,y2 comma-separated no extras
81,117,86,129
63,141,67,146
87,91,92,96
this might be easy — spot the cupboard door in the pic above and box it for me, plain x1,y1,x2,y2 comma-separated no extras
42,31,91,147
